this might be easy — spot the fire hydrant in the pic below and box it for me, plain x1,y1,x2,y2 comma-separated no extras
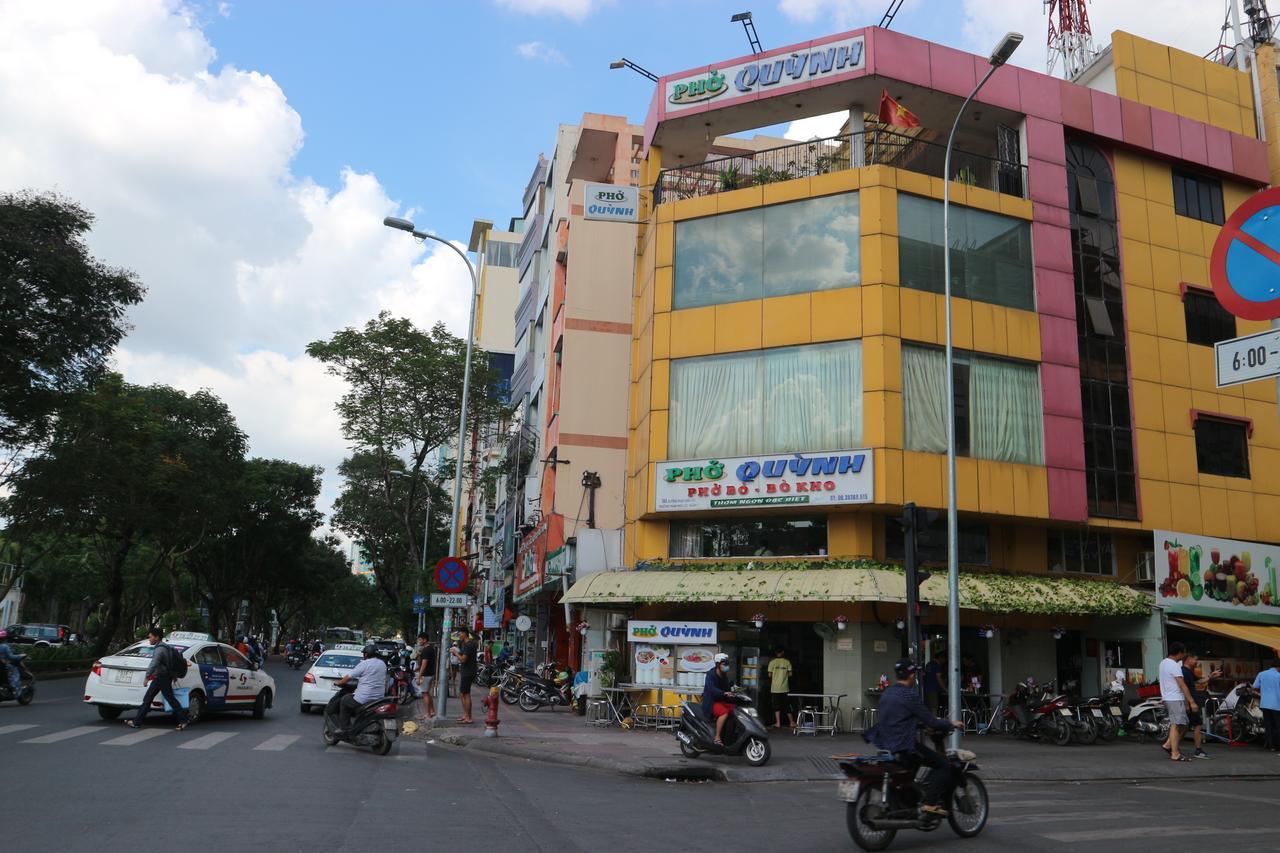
483,684,500,738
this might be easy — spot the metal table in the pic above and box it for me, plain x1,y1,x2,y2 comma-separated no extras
600,687,638,727
788,692,847,736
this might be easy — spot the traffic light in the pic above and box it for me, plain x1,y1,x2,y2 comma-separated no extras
902,502,938,670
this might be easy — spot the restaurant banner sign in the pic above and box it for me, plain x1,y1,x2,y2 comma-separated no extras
1154,529,1280,624
627,620,718,644
654,450,873,512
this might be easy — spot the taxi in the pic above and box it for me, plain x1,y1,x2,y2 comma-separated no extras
84,631,276,722
299,643,365,713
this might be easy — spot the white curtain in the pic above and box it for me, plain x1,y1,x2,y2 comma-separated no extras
669,522,705,558
971,357,1044,464
668,353,762,458
902,346,950,453
763,341,861,452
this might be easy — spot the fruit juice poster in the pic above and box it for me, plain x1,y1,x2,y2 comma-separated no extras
1154,530,1280,618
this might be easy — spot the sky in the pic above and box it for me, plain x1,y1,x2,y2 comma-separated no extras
0,0,1232,539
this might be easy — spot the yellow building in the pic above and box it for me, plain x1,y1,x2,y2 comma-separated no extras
566,26,1279,713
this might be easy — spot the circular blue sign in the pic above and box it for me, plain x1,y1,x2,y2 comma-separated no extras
434,556,468,594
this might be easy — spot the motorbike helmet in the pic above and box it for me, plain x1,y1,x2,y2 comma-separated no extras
893,658,919,679
362,643,379,658
713,652,730,664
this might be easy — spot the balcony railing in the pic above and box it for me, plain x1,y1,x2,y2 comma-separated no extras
654,129,1027,205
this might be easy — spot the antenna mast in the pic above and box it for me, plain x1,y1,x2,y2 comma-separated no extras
1046,0,1099,79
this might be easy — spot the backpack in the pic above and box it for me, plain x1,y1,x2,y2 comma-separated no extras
167,645,189,679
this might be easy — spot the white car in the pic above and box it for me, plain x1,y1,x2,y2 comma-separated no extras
300,644,366,713
84,631,276,722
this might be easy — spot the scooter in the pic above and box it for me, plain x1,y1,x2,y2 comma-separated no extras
1005,682,1072,745
838,745,989,851
1126,695,1170,742
0,655,35,705
1210,684,1265,744
675,691,771,766
517,668,574,711
321,683,400,756
286,649,306,670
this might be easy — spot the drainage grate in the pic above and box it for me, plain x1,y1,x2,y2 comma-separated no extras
808,756,842,775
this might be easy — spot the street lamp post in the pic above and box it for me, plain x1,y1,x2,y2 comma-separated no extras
383,215,479,723
942,32,1022,749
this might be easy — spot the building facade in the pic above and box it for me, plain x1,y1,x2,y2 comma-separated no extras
563,25,1279,714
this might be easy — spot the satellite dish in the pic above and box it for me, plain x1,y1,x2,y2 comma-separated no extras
813,622,836,641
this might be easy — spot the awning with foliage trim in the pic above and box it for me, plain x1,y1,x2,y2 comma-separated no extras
565,562,1150,617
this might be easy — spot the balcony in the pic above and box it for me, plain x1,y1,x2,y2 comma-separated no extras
654,129,1027,205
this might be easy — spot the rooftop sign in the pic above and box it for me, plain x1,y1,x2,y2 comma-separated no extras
663,35,866,114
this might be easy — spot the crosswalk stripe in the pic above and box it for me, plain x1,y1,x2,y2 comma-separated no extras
1043,825,1274,843
178,731,237,750
101,728,172,746
21,725,101,744
253,734,300,751
0,724,39,737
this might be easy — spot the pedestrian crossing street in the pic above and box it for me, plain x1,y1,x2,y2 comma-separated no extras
0,722,304,752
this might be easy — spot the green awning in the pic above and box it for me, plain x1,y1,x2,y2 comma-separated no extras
564,567,1150,617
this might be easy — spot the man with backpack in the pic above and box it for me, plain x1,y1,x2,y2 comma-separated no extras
125,627,191,730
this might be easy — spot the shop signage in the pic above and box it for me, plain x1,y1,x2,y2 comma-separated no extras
546,546,570,578
664,35,865,113
583,183,639,222
627,620,718,644
1215,327,1280,387
1154,529,1280,624
654,450,873,512
514,513,555,601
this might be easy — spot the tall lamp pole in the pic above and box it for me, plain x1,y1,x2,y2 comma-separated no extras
384,215,478,723
942,32,1022,749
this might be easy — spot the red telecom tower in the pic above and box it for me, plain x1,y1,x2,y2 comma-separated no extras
1046,0,1099,79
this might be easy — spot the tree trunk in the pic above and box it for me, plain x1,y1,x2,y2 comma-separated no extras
91,541,132,659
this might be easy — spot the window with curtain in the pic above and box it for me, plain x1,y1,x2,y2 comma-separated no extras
668,340,862,458
902,344,1044,465
898,194,1035,311
669,517,828,558
674,192,860,309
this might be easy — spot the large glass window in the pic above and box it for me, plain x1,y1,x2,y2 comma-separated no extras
884,516,990,565
673,192,860,309
668,341,862,458
485,241,518,268
1183,289,1236,347
898,194,1035,311
670,517,827,558
1048,529,1115,575
902,345,1044,465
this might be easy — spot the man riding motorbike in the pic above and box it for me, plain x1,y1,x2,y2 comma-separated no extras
866,658,963,817
702,652,735,747
0,628,21,696
333,643,387,736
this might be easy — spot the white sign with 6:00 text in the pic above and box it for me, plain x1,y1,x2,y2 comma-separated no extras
1215,328,1280,387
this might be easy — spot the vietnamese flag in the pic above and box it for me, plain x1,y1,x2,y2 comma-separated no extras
878,89,921,129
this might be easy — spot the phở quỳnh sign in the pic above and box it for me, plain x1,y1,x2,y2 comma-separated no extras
664,35,865,112
654,450,873,512
583,183,639,222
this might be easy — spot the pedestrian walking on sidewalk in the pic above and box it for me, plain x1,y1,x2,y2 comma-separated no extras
413,632,437,721
456,628,478,724
1182,651,1220,759
767,648,796,730
125,627,190,731
1251,658,1280,752
1159,642,1196,761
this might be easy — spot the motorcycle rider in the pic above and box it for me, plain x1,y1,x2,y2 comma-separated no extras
866,658,963,817
702,652,735,747
334,643,387,736
0,628,22,697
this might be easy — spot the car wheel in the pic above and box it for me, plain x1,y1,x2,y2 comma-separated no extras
187,691,206,724
253,690,269,719
300,703,310,715
97,705,123,721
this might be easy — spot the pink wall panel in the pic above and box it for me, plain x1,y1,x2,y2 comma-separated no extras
1017,68,1063,121
1150,109,1182,159
1047,467,1088,521
1039,314,1080,367
870,28,931,87
1041,363,1083,418
1205,125,1232,172
1028,158,1069,207
1059,80,1093,131
927,43,976,98
1035,266,1076,318
1090,90,1123,140
1119,99,1153,150
1231,134,1270,183
1178,116,1208,166
1031,221,1073,274
1044,415,1086,469
1026,116,1066,165
974,60,1020,111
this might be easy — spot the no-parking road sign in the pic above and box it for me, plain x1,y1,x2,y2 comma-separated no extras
434,556,469,594
1211,187,1280,321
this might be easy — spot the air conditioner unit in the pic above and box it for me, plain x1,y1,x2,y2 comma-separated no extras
1135,552,1155,583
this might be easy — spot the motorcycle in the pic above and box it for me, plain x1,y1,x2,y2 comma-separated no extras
1210,684,1264,744
286,649,306,670
1062,695,1100,745
1088,686,1127,740
517,668,574,711
1126,695,1171,743
499,661,556,706
386,661,415,706
321,683,400,756
1005,682,1072,745
675,691,771,766
838,746,988,851
0,655,35,705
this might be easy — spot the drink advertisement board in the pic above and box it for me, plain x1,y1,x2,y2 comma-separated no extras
1154,529,1280,624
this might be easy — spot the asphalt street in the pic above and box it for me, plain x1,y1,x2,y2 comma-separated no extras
5,663,1280,852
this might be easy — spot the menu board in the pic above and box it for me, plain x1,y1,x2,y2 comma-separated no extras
632,643,674,685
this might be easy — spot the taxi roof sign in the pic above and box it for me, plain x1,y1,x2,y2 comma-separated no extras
332,643,365,652
165,631,212,643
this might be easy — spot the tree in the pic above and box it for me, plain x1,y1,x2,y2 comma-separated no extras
307,312,506,631
1,374,247,657
0,191,145,453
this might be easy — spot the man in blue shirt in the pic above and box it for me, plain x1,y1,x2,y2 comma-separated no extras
0,628,22,697
867,658,962,816
1251,659,1280,752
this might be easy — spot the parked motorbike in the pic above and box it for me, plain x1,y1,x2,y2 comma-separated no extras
675,691,771,766
517,668,575,711
1210,684,1264,744
1062,695,1099,745
0,655,35,705
386,662,415,706
1126,695,1170,743
838,746,989,851
499,661,557,706
1004,681,1072,745
321,683,400,756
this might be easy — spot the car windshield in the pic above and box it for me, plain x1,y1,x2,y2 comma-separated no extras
315,653,359,669
116,643,189,658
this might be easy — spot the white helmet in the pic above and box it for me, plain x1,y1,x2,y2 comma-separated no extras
713,653,730,664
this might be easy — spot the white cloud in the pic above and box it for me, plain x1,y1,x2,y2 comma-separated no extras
217,2,231,18
0,0,474,537
495,0,607,21
516,40,568,65
784,111,849,141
